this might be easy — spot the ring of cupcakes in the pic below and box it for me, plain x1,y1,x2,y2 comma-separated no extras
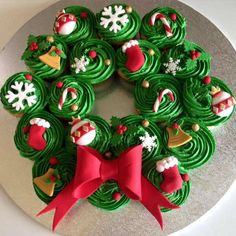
183,76,236,127
163,117,216,171
65,115,111,155
53,6,96,45
88,180,130,211
96,3,141,45
140,7,186,49
110,115,163,164
116,40,161,82
21,34,68,79
134,74,183,122
14,111,64,160
0,72,47,116
48,76,95,120
70,39,116,84
161,41,211,80
32,150,76,204
143,156,191,212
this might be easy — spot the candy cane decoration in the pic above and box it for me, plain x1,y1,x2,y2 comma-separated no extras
153,89,174,112
58,87,77,110
150,12,173,37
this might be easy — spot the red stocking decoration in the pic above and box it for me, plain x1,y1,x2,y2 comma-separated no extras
156,157,187,193
27,118,50,151
122,40,145,72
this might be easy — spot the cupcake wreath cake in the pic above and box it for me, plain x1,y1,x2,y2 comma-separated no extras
0,3,235,233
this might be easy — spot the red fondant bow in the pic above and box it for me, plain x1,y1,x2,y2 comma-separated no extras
37,145,178,231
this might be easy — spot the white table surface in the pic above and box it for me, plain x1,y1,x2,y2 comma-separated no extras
0,0,236,235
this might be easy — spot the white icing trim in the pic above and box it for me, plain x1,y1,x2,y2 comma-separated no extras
122,40,139,53
156,157,178,173
30,118,50,128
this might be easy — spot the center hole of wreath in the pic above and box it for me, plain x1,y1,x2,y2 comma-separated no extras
91,76,136,120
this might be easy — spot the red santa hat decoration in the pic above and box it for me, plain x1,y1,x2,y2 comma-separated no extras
70,118,96,146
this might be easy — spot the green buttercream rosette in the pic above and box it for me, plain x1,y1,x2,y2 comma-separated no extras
32,150,76,204
140,7,186,49
65,115,111,155
14,111,64,160
143,158,191,212
53,6,96,45
21,34,68,79
70,39,116,84
48,76,95,120
116,40,161,82
0,72,47,116
161,41,211,80
163,117,216,171
183,76,236,127
134,74,183,122
96,3,141,44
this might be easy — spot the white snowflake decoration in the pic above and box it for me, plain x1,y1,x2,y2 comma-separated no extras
5,81,37,111
139,132,157,152
71,56,89,74
163,57,182,76
100,5,129,33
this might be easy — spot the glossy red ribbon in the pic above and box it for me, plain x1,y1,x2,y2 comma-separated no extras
37,145,178,231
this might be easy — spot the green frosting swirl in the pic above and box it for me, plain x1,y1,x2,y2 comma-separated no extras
163,117,216,171
32,150,76,204
22,35,68,79
116,40,161,81
110,115,163,164
65,115,111,155
134,74,183,122
161,41,211,80
140,7,186,49
49,76,95,120
0,72,47,115
14,111,64,160
70,39,116,84
143,158,191,211
88,181,130,211
96,3,141,44
183,77,236,127
53,6,96,45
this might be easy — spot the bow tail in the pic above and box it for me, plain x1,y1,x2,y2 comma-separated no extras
37,181,79,232
141,176,179,229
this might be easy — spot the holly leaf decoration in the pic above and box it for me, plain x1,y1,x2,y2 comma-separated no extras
110,116,121,127
198,52,211,62
38,40,51,51
50,51,57,57
27,34,37,46
184,41,194,52
59,51,67,59
185,59,197,70
56,43,63,51
126,125,144,136
53,169,59,176
56,179,62,185
111,133,123,146
21,49,32,60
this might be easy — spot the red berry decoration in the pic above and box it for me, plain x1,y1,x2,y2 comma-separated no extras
195,51,201,58
170,13,177,21
112,192,121,201
181,173,190,182
116,124,128,135
172,123,179,129
49,157,58,166
25,74,32,81
80,11,88,19
50,175,57,182
30,42,38,51
191,50,201,60
56,81,64,88
88,50,97,59
22,126,30,134
202,76,211,85
55,48,61,55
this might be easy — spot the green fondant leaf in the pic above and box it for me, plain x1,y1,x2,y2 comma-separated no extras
126,125,144,136
21,49,32,60
60,51,67,59
53,169,59,176
198,52,211,62
27,34,37,45
56,179,62,185
56,43,63,50
110,116,121,127
111,133,122,146
184,41,194,52
50,51,57,57
185,59,197,70
38,40,50,51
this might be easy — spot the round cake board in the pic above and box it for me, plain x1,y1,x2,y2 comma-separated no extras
0,0,236,235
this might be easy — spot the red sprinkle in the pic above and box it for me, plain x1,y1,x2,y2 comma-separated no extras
170,13,177,21
88,50,97,59
112,192,121,201
172,123,179,129
50,175,57,182
80,11,88,19
25,74,32,81
49,157,58,166
56,81,64,88
202,76,211,85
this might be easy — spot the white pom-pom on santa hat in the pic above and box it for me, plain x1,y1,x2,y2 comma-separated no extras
70,118,96,146
54,9,76,35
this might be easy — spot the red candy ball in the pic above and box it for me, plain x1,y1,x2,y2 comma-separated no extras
170,13,177,21
56,81,64,88
25,74,32,81
80,11,88,19
181,173,190,182
112,192,121,201
88,50,97,59
49,157,58,165
202,76,211,84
